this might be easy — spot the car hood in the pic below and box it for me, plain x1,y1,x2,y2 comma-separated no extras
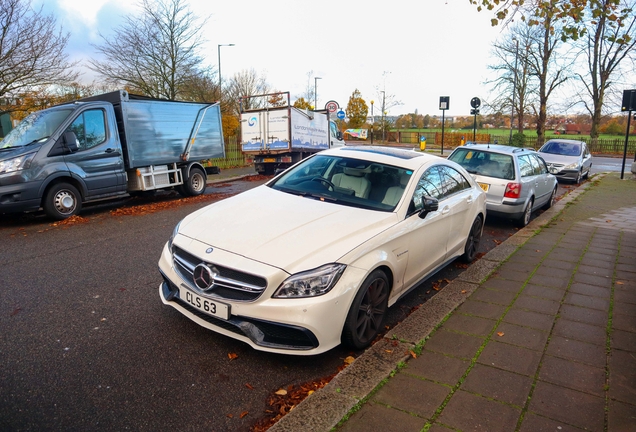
178,186,398,273
538,152,580,165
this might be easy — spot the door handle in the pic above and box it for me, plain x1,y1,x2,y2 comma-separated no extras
105,148,119,154
467,196,474,204
441,206,450,215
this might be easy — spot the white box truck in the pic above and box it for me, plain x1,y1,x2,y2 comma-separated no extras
240,92,345,174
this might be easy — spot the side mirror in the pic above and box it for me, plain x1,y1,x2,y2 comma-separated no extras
48,131,79,157
336,131,343,140
418,195,439,219
63,131,79,152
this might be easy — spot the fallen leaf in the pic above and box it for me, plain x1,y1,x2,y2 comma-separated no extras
606,220,612,223
11,307,22,316
409,350,417,359
245,383,254,390
617,281,624,285
226,414,233,418
384,349,393,353
240,411,248,418
461,290,467,294
497,332,505,337
307,390,314,395
536,250,541,252
344,356,355,365
227,353,238,360
275,389,287,396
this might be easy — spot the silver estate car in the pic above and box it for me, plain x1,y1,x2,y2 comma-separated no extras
538,139,593,184
448,144,558,227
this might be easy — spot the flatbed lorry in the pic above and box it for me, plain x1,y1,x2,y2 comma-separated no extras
0,90,225,220
240,92,345,174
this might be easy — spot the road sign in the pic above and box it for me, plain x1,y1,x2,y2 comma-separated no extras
337,110,345,120
325,100,339,113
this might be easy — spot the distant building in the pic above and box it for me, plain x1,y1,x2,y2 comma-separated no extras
555,123,591,135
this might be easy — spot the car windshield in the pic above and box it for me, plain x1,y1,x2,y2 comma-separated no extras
268,154,413,211
540,141,581,156
0,108,73,149
448,148,515,180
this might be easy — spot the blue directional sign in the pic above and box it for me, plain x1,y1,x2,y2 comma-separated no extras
337,110,345,120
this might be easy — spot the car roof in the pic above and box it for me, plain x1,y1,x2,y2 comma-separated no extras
542,139,584,145
319,145,444,170
455,144,537,156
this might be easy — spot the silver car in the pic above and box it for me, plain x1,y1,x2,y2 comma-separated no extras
538,139,593,184
448,144,558,227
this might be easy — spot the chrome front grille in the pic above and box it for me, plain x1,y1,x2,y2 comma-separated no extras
173,246,268,301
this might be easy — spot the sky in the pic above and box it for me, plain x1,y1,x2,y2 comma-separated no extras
38,0,514,117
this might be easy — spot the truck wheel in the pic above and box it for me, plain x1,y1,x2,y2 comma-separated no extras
184,167,206,196
44,183,82,220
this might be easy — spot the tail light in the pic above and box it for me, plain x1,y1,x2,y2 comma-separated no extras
504,182,521,198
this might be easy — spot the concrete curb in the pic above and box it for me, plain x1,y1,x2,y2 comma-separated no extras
269,177,600,432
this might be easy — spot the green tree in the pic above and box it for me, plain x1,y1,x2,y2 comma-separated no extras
346,89,368,129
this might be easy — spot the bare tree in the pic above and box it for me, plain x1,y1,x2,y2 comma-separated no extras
89,0,209,100
226,69,272,115
576,0,636,139
525,6,573,146
486,24,537,136
0,0,78,115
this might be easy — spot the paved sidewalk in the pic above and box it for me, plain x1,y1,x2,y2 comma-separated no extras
270,173,636,432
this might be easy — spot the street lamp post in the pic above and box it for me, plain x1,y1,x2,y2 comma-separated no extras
509,38,519,144
217,43,235,100
381,91,386,142
314,77,322,110
370,100,374,145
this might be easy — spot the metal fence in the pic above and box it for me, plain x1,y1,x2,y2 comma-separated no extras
203,135,250,169
388,131,636,154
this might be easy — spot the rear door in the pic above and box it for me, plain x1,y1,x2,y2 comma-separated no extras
63,108,124,196
529,154,552,207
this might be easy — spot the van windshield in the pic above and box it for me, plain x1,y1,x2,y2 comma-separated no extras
0,108,73,149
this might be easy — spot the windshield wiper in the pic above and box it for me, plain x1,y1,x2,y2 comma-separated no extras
26,136,49,145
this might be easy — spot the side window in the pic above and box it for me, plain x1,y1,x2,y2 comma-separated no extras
68,109,106,151
532,154,548,174
440,166,471,196
518,155,534,178
412,167,445,211
528,154,542,175
330,122,338,138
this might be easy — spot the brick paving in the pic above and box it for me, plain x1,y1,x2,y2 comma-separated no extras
335,173,636,432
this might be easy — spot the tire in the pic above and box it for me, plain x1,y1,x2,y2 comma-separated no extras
516,198,533,228
342,270,390,350
461,215,483,263
574,170,582,185
43,183,82,220
183,167,206,196
542,186,557,210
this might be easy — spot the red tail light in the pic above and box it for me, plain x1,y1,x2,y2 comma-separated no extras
504,182,521,198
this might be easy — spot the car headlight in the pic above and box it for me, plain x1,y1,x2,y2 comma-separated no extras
0,153,36,174
564,161,580,170
167,220,182,252
273,263,346,298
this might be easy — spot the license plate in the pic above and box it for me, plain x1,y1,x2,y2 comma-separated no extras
179,286,230,320
263,158,277,163
478,182,490,192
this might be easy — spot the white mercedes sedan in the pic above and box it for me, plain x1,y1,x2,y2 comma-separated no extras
158,146,487,355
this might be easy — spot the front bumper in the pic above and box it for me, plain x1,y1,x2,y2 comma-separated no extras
0,179,43,213
157,242,365,355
